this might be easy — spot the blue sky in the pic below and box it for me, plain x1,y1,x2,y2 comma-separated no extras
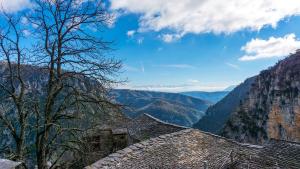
103,0,300,92
2,0,300,92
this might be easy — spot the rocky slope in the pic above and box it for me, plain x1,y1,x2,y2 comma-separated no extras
110,89,211,127
193,76,256,133
180,91,229,103
0,63,125,124
222,51,300,144
0,63,127,155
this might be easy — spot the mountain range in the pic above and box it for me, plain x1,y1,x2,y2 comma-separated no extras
110,89,211,127
181,91,230,103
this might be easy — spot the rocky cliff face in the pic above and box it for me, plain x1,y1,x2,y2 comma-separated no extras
193,76,256,133
222,51,300,144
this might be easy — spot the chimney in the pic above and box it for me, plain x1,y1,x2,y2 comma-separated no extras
203,161,208,169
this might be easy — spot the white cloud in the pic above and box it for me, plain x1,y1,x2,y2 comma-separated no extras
123,64,140,72
187,79,200,83
137,37,144,44
239,34,300,61
110,0,300,39
87,25,98,32
127,30,136,37
32,23,39,28
155,64,195,69
116,83,230,92
0,0,31,12
123,63,145,72
225,62,240,69
104,12,118,28
140,62,145,73
160,33,182,43
21,17,28,24
22,30,31,36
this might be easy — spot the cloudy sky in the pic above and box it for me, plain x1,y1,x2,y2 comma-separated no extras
2,0,300,92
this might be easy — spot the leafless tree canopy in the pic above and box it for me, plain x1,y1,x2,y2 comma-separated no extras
0,0,121,168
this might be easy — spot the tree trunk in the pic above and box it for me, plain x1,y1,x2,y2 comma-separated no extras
37,138,48,169
15,139,24,161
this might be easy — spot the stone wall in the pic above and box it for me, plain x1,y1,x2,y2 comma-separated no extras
79,128,132,166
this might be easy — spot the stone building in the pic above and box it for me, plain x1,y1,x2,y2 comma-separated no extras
85,129,300,169
79,113,186,167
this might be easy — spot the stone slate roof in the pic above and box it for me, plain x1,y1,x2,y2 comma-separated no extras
85,129,300,169
126,113,188,141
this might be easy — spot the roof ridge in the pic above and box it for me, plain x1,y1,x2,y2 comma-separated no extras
142,113,189,129
195,129,265,149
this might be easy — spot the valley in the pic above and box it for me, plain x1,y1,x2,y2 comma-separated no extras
110,89,212,127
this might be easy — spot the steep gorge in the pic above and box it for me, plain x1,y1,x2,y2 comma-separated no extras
193,76,255,133
222,51,300,144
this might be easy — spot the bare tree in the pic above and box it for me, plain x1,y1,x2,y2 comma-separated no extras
0,0,121,168
0,14,30,166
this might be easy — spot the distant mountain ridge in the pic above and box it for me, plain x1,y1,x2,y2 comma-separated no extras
224,85,237,91
193,76,256,133
110,89,211,127
181,91,229,103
